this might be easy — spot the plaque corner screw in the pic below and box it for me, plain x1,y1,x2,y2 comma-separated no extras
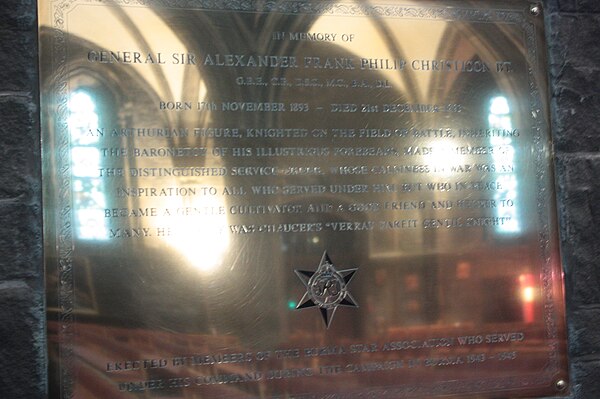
530,4,542,16
555,379,568,391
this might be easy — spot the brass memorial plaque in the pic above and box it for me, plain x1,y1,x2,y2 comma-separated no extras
40,1,569,398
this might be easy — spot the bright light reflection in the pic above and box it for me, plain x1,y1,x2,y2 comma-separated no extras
426,142,465,176
158,196,230,273
75,209,108,240
490,96,510,115
68,92,99,145
71,147,101,177
68,91,108,240
489,96,520,234
522,286,536,303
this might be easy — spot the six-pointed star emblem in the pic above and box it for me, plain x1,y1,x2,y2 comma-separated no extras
294,251,358,328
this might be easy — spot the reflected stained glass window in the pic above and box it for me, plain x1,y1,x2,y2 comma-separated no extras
68,91,108,240
488,96,520,234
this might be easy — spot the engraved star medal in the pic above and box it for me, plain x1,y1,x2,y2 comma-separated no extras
294,251,359,328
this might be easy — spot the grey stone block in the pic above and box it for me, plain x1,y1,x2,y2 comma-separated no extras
0,0,36,32
568,307,600,358
548,13,600,153
556,0,600,13
551,63,600,152
559,157,600,248
556,156,600,305
0,281,45,399
543,0,559,13
0,29,37,92
0,97,38,200
569,359,600,398
564,253,600,306
561,155,600,190
548,13,600,68
0,201,42,280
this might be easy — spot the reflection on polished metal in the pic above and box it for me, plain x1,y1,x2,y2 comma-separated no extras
39,0,568,398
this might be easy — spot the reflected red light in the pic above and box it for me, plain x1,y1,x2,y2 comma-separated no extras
519,273,536,323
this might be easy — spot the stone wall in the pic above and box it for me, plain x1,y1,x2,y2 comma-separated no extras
0,0,598,397
547,0,600,397
0,0,45,398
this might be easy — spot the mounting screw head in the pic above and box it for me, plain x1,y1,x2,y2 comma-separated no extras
530,4,541,16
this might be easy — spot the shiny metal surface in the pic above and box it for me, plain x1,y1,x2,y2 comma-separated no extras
40,1,568,398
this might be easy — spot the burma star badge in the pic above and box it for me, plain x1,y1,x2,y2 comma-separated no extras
294,251,359,328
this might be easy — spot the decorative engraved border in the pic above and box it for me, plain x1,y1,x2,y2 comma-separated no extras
49,1,77,398
46,1,562,397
